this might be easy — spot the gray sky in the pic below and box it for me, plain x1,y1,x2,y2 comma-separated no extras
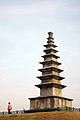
0,0,80,111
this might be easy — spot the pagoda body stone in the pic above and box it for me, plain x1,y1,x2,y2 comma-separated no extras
29,32,73,109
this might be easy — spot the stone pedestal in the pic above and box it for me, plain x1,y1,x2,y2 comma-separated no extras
29,96,72,109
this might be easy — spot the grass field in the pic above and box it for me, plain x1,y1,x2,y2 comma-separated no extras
0,111,80,120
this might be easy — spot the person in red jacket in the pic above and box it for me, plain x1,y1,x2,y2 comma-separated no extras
7,102,12,114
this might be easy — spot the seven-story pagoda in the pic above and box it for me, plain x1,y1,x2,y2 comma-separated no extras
29,32,73,109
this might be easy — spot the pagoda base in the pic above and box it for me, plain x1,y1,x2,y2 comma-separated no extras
29,96,73,109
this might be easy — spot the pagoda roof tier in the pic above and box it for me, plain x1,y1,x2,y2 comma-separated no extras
42,53,60,59
35,82,66,89
47,40,54,44
37,74,65,80
44,44,57,48
47,37,54,40
38,66,63,73
29,95,73,101
39,60,61,65
44,48,58,53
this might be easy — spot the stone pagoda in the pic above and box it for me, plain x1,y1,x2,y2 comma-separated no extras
29,32,73,109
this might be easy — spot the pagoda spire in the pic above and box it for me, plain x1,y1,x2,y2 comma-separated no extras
36,32,65,97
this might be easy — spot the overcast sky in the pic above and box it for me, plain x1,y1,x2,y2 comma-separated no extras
0,0,80,111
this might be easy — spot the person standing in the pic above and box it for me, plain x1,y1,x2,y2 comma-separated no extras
7,102,12,114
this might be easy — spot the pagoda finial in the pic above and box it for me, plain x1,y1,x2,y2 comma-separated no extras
48,32,53,39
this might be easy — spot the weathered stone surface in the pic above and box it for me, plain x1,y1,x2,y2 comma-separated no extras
30,97,72,109
29,32,73,109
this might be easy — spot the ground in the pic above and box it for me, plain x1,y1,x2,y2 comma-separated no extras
0,111,80,120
